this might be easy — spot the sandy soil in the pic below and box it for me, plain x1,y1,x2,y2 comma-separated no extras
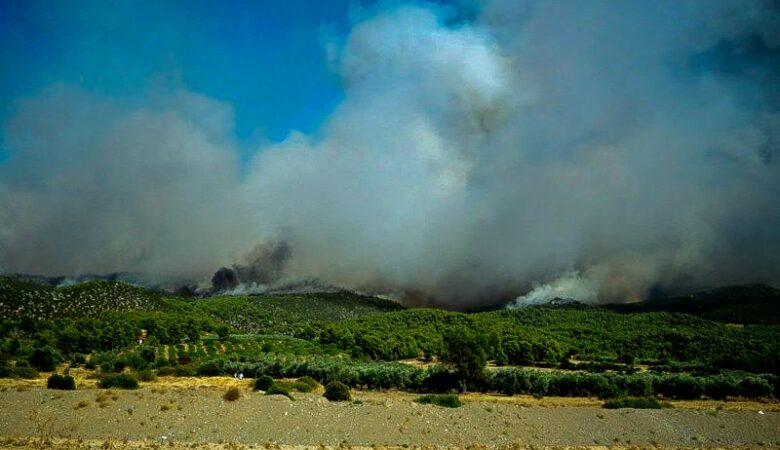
1,381,779,449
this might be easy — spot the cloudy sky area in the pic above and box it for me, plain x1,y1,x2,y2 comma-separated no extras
0,0,778,307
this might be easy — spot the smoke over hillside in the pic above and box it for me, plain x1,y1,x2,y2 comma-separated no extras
1,1,779,307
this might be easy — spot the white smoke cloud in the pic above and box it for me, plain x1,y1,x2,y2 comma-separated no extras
1,1,779,306
0,85,251,281
510,271,599,307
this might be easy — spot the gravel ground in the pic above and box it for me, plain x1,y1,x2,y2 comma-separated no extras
0,386,778,448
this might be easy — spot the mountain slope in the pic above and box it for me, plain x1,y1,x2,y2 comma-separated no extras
0,277,185,319
608,284,780,325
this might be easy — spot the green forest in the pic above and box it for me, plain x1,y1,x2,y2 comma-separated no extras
1,277,779,400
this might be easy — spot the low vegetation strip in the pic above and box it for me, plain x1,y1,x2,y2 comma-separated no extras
415,394,462,408
602,397,664,409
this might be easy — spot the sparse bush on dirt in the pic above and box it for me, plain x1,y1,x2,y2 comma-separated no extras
254,375,275,391
415,394,462,408
324,381,351,402
73,400,89,409
47,374,75,390
223,386,241,401
602,397,664,409
98,373,138,389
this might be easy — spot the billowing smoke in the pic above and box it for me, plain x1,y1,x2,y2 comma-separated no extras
210,240,291,293
1,1,779,307
510,271,599,307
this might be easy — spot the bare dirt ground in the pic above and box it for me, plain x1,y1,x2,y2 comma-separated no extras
1,377,778,449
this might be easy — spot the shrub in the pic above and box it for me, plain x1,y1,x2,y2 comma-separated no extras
98,373,139,389
655,375,705,400
69,353,86,366
603,397,663,409
12,366,40,379
266,384,293,399
254,375,275,391
415,394,462,408
139,346,156,363
123,352,148,371
172,365,196,377
196,359,224,376
737,377,773,398
324,381,351,401
292,376,318,393
29,346,59,372
47,374,76,390
423,365,461,393
156,366,175,376
154,356,169,368
136,370,156,382
223,386,241,401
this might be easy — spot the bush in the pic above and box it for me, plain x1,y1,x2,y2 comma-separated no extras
266,384,293,399
292,376,318,393
98,373,139,389
123,352,148,371
139,346,156,363
172,365,196,377
603,397,663,409
196,359,224,376
47,374,76,390
12,366,40,379
29,346,59,372
223,386,241,401
156,366,175,376
324,381,351,402
0,365,39,379
154,356,169,368
254,375,275,391
136,370,156,382
737,377,773,398
655,375,705,399
415,394,462,408
69,353,86,366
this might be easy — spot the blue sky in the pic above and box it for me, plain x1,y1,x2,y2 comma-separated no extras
0,0,379,158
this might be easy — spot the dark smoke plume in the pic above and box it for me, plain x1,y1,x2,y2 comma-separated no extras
210,241,291,293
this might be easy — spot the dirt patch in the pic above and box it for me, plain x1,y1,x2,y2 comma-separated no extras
0,436,764,450
0,386,778,448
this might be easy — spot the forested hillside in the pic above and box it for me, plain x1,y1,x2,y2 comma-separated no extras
1,277,779,400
